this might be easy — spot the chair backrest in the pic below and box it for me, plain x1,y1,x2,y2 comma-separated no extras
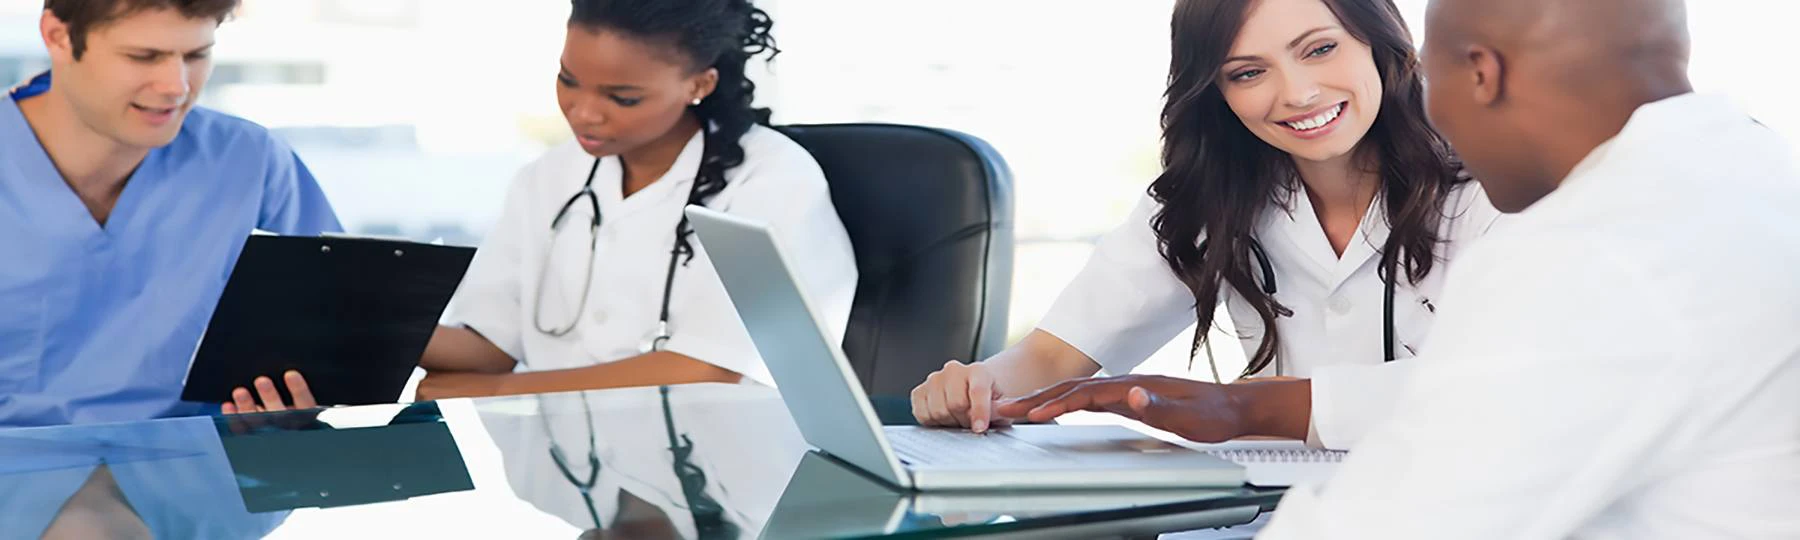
777,124,1015,399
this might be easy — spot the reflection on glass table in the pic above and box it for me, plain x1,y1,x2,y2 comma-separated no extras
0,401,474,540
0,383,1284,539
763,451,1276,539
477,384,1279,539
217,401,473,512
1,416,287,539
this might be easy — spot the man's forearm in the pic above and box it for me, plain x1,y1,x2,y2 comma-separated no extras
1226,379,1313,440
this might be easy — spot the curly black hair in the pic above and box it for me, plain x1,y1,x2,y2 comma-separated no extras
570,0,779,262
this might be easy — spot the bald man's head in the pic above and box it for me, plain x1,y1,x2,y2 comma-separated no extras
1421,0,1692,212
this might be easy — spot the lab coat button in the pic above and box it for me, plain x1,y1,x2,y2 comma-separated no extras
1329,296,1352,315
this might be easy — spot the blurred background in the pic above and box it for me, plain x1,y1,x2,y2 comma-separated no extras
4,0,1796,380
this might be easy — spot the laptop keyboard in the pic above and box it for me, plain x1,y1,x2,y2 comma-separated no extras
885,428,1066,466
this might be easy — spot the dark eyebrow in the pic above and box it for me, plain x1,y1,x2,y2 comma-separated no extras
557,63,643,92
1287,26,1337,49
123,43,215,56
1223,26,1341,65
1224,53,1262,64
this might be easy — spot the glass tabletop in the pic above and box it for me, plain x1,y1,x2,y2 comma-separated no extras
0,385,1281,539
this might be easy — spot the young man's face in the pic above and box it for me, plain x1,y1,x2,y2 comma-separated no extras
44,7,217,149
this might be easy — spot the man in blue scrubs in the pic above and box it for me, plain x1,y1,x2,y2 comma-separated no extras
0,0,341,427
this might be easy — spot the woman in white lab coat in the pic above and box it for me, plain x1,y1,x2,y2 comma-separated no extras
379,5,855,532
411,0,857,400
913,0,1500,450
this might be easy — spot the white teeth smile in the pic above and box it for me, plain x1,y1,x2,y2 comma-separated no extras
1282,103,1344,131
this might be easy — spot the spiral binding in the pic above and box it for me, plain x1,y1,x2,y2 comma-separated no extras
1208,449,1347,463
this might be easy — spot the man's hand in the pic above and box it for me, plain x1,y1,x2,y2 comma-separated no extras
994,375,1252,442
222,370,317,414
417,370,510,402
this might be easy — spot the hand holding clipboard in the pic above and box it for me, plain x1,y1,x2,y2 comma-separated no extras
182,235,476,408
220,370,317,414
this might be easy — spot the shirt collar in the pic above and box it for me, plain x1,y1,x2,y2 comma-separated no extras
1558,93,1733,188
1,74,48,168
9,71,51,101
640,126,707,196
666,126,707,189
597,126,709,211
1267,178,1392,286
1561,137,1617,189
1526,93,1744,218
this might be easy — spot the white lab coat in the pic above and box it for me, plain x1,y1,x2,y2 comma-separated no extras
1037,173,1501,449
479,385,807,538
444,125,859,386
1260,93,1800,538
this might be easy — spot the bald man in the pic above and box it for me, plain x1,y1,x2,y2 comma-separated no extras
1259,0,1800,538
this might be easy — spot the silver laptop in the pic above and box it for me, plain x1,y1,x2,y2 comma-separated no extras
685,206,1245,491
760,451,1260,538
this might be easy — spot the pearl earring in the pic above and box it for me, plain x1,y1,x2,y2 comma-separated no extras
690,98,703,105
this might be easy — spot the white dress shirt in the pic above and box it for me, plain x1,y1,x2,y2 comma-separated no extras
444,125,858,386
1260,93,1800,538
1038,173,1501,449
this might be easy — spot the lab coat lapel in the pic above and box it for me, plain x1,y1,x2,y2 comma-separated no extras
1270,190,1340,278
1331,202,1389,291
1267,187,1389,294
608,129,706,221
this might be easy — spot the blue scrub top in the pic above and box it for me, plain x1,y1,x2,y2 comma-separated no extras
0,417,288,538
0,72,342,427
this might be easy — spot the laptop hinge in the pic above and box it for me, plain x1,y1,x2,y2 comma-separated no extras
813,450,912,490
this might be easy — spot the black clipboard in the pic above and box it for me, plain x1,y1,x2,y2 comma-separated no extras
181,235,475,406
217,402,476,512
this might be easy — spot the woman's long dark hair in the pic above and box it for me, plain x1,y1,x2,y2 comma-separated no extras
570,0,778,261
1153,0,1467,377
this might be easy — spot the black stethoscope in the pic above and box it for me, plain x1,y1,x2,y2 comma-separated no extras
540,387,736,537
544,391,604,529
532,146,706,355
1199,236,1402,363
658,385,737,539
533,139,728,533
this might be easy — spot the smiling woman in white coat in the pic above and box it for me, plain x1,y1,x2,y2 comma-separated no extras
914,0,1501,450
412,0,857,401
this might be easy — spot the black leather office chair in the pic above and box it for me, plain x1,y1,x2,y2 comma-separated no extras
778,124,1015,403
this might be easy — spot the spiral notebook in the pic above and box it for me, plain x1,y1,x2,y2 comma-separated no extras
1191,440,1346,487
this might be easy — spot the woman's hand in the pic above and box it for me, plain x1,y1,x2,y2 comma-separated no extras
417,370,511,402
911,360,1011,432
